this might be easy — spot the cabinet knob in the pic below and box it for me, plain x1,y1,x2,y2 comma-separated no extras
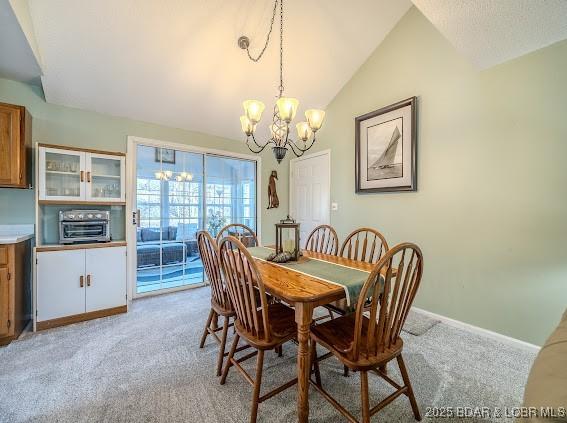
80,275,84,287
87,172,91,183
80,170,84,182
87,274,91,287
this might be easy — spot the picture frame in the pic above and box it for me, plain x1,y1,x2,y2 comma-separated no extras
355,97,417,193
155,147,176,164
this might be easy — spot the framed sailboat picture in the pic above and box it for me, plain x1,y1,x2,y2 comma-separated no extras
355,97,417,193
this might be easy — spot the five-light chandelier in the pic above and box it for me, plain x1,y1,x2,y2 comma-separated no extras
238,0,325,163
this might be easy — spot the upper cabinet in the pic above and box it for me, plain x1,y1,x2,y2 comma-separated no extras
38,146,125,203
0,102,32,189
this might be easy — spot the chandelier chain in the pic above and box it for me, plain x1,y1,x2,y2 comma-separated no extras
244,0,278,63
279,0,284,96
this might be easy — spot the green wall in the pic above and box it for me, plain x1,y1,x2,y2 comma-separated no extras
311,7,567,346
0,78,288,244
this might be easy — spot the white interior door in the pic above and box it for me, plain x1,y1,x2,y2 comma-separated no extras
37,250,86,321
290,151,331,247
85,246,127,312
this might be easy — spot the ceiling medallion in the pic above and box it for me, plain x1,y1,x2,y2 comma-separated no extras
238,0,325,163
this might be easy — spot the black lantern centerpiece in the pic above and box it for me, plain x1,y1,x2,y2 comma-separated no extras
274,215,300,262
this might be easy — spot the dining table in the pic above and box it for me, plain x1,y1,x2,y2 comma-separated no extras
246,246,376,423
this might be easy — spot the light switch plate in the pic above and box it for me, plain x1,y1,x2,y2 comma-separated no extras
331,202,338,211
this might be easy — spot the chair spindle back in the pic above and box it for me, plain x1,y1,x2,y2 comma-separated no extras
305,225,339,255
216,223,259,247
219,236,272,342
197,231,231,311
340,228,388,264
352,243,423,360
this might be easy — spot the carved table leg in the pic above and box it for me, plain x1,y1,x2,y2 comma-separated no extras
295,302,314,423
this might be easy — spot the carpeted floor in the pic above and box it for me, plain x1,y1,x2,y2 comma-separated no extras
0,288,536,422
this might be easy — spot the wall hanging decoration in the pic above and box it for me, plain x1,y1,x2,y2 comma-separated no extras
267,170,279,209
155,148,175,164
355,97,417,193
237,0,326,163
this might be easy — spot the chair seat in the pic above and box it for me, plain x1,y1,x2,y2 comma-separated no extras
211,297,235,317
311,313,403,369
235,302,297,350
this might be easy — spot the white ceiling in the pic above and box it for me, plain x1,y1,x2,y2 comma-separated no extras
413,0,567,70
27,0,412,141
4,1,566,140
0,0,42,83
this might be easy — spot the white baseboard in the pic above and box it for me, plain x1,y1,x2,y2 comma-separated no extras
411,306,541,353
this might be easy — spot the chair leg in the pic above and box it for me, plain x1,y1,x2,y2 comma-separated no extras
344,365,350,377
397,355,421,421
379,363,387,376
360,370,370,423
220,334,240,385
250,350,265,423
311,340,321,386
199,309,214,348
328,309,334,320
216,316,230,376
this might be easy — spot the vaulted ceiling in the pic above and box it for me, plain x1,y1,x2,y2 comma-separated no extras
1,0,567,141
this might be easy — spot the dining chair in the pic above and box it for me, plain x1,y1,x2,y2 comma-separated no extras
305,224,339,255
310,243,424,423
328,227,389,322
218,236,298,423
216,223,259,247
197,231,238,376
340,227,389,264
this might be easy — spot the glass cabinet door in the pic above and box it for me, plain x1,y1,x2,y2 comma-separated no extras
86,153,125,202
39,147,85,201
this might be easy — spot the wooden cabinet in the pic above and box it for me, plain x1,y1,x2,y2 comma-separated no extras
0,241,32,346
36,245,127,329
38,145,125,203
0,102,32,188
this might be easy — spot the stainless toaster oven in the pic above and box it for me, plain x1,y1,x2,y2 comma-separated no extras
59,210,111,244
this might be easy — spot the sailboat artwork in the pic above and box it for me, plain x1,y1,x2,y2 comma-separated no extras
367,119,403,181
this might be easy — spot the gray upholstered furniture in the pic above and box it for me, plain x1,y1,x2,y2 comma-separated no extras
137,226,198,268
520,309,567,422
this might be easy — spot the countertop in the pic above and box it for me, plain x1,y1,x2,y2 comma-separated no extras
0,224,35,244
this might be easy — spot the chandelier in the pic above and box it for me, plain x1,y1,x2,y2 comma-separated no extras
154,170,193,182
238,0,326,163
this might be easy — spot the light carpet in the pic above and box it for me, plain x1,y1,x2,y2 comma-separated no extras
0,288,536,422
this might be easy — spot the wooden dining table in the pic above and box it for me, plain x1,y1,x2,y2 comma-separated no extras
249,248,375,422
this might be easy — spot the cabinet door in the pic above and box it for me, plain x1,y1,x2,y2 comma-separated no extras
0,267,10,337
37,250,85,321
85,247,126,312
0,104,21,186
38,147,86,201
85,153,125,202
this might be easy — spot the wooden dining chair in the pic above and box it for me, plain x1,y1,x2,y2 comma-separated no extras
310,243,424,423
218,236,298,423
328,228,389,324
340,227,389,264
305,224,339,255
197,231,238,376
216,223,259,247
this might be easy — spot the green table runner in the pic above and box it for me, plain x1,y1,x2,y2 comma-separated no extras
247,246,370,307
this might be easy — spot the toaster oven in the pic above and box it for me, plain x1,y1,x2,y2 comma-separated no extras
59,210,111,244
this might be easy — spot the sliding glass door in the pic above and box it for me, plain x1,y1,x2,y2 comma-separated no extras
134,144,257,295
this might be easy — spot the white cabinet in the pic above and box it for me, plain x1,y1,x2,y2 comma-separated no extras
38,146,125,203
36,246,127,322
85,247,127,312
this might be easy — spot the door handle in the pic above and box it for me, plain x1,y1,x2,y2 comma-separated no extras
133,209,141,227
80,170,84,182
80,275,84,287
87,274,91,287
87,171,91,183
